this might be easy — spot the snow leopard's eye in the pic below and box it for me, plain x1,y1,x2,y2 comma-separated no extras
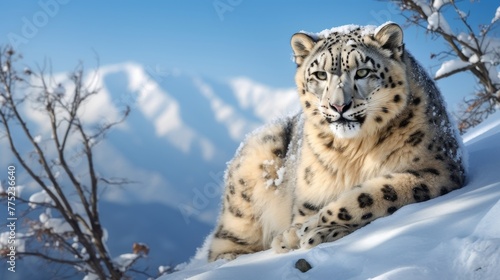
354,68,370,79
313,71,327,81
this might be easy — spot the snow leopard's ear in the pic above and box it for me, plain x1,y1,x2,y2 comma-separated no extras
374,23,404,58
291,33,317,66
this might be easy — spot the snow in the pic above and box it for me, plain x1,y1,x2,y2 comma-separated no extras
33,134,42,143
0,232,27,253
159,265,172,274
432,0,450,10
274,166,286,186
39,212,49,223
312,24,377,39
33,208,75,235
492,6,500,23
427,11,453,34
160,112,500,280
28,190,53,208
113,253,139,272
53,84,65,96
457,9,467,19
412,0,433,17
469,54,479,64
298,22,383,41
42,217,72,234
82,273,99,280
435,59,470,79
471,36,500,85
373,22,396,37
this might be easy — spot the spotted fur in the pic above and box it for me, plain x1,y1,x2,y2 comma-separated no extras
208,23,466,262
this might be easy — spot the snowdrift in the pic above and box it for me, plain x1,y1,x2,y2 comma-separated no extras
161,111,500,280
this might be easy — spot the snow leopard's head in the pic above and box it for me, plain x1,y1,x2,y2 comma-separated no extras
292,23,408,139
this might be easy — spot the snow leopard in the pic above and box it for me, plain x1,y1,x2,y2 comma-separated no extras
208,22,466,261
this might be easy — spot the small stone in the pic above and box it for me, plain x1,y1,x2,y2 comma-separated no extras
295,258,312,273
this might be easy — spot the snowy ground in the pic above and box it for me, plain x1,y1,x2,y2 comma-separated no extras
160,111,500,280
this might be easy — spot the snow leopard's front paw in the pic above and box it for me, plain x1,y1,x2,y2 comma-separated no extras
299,213,351,249
271,224,301,253
297,213,320,248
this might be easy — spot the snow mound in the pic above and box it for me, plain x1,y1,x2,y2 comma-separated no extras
160,112,500,280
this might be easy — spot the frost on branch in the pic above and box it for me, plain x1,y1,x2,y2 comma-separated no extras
29,190,54,208
113,253,140,272
432,0,450,10
0,232,27,254
435,59,471,80
492,6,500,24
427,11,452,34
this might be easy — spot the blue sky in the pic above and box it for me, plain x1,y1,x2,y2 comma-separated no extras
0,0,497,108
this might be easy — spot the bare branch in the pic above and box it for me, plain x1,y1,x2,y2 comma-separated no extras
0,46,139,279
100,177,139,186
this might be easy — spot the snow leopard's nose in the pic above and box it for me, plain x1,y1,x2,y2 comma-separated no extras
330,101,352,114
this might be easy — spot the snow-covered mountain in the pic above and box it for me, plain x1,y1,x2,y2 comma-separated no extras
160,111,500,280
13,62,299,223
0,62,299,276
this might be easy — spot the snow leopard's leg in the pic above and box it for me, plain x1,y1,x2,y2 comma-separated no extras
271,197,321,253
208,120,295,261
298,167,464,248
